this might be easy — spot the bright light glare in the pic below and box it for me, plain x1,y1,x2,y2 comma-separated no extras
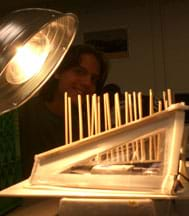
6,32,50,84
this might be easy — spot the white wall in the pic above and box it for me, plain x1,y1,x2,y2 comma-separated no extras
72,0,189,97
74,1,157,95
160,0,189,94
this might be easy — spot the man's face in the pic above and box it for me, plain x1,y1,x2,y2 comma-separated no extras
55,53,100,105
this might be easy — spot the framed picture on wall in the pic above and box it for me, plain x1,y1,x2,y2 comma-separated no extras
84,28,128,59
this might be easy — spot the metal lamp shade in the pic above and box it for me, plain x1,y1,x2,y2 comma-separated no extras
0,8,78,114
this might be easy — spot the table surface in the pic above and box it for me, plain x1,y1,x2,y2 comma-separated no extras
4,197,189,216
5,198,59,216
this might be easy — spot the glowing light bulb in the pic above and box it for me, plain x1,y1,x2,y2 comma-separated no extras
5,32,50,84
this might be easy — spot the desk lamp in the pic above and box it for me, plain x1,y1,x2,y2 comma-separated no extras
0,8,77,215
0,8,78,115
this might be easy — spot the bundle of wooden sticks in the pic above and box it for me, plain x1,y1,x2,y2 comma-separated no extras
64,89,173,145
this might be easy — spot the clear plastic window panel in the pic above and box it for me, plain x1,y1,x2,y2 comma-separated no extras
62,129,165,176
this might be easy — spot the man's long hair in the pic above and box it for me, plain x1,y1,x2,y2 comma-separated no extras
39,44,109,101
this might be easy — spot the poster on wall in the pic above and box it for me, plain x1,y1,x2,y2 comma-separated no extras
84,28,128,59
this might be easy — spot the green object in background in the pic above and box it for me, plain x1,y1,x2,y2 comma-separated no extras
0,110,22,215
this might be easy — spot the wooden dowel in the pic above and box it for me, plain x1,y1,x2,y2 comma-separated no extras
141,139,146,161
126,143,129,161
64,92,68,145
138,92,143,119
162,91,168,109
103,93,108,131
167,88,172,107
90,94,95,136
114,93,117,127
115,93,121,127
131,142,135,161
121,145,125,162
107,94,112,130
94,94,98,134
164,100,168,109
135,140,140,160
133,91,137,120
149,136,153,160
116,147,120,162
97,96,101,133
110,149,114,162
153,135,157,160
91,94,98,135
128,93,133,122
105,93,112,130
86,94,91,136
149,89,154,115
68,97,72,143
157,133,161,160
125,91,129,124
158,100,162,112
78,94,83,140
